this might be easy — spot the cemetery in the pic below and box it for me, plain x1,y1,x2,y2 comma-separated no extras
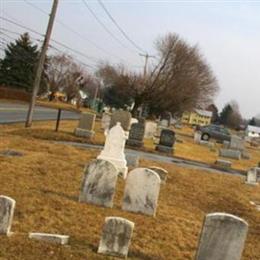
0,112,259,259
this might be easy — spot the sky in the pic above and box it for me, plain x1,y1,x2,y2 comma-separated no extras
0,0,260,118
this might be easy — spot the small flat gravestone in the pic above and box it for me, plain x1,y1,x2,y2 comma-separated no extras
122,168,161,216
74,112,96,138
148,166,168,184
195,213,248,260
215,159,232,169
0,195,16,236
79,159,119,208
245,167,259,186
109,110,132,131
98,123,128,178
0,150,23,157
126,122,145,147
156,129,175,154
98,217,134,258
29,233,69,245
219,148,241,160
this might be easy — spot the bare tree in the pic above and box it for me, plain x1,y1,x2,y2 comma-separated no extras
46,54,98,105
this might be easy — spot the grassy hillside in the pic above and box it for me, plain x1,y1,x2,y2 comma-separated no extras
0,132,259,259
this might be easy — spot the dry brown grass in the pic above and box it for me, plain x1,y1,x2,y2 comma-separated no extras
0,131,259,259
1,120,259,173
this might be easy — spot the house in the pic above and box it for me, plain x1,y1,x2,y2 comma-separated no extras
246,125,260,138
182,109,212,126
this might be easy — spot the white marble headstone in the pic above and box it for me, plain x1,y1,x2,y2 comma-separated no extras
0,195,16,235
79,159,119,208
97,123,128,178
122,168,161,216
196,213,248,260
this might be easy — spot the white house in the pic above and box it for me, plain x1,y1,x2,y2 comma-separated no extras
246,125,260,138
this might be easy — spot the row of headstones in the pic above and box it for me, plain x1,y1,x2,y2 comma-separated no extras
0,196,249,259
79,159,166,216
75,110,176,154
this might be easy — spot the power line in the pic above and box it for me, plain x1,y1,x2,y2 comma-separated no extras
22,1,126,62
98,0,146,54
81,0,136,54
0,30,98,70
0,17,100,65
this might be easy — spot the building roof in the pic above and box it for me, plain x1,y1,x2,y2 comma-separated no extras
195,109,213,117
247,125,260,133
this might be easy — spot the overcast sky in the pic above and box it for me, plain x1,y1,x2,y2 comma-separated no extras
1,0,260,118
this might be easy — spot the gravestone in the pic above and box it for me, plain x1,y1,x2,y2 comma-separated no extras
130,118,138,126
98,217,134,258
223,140,230,149
126,154,139,168
230,135,245,151
160,119,169,128
79,159,119,208
194,131,202,144
219,148,241,160
148,166,168,184
245,167,259,185
195,213,248,260
101,112,111,131
0,195,15,235
126,122,145,147
156,129,175,154
109,110,132,131
144,121,157,138
97,123,128,178
122,168,161,216
241,149,251,160
215,159,232,169
29,233,69,245
74,112,96,138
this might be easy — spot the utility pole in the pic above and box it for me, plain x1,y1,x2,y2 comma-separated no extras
138,53,155,117
139,53,156,79
25,0,59,127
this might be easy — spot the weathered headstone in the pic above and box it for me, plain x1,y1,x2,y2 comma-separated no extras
79,159,119,207
223,140,230,149
98,217,134,258
29,233,69,245
109,110,132,131
230,135,245,151
245,167,259,185
148,166,168,184
156,129,175,154
101,112,111,131
144,121,157,138
0,195,15,235
194,131,202,144
219,148,241,160
215,159,232,169
74,112,96,138
97,123,128,178
122,168,161,216
126,122,145,147
241,149,251,160
195,213,248,260
126,154,139,168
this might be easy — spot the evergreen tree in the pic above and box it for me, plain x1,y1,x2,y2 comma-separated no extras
249,117,256,126
0,32,47,93
219,104,233,126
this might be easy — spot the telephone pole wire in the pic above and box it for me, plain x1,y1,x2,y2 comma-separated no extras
25,0,59,127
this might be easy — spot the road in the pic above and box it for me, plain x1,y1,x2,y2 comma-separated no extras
0,102,80,124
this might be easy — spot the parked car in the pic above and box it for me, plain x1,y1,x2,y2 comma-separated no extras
197,124,231,142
